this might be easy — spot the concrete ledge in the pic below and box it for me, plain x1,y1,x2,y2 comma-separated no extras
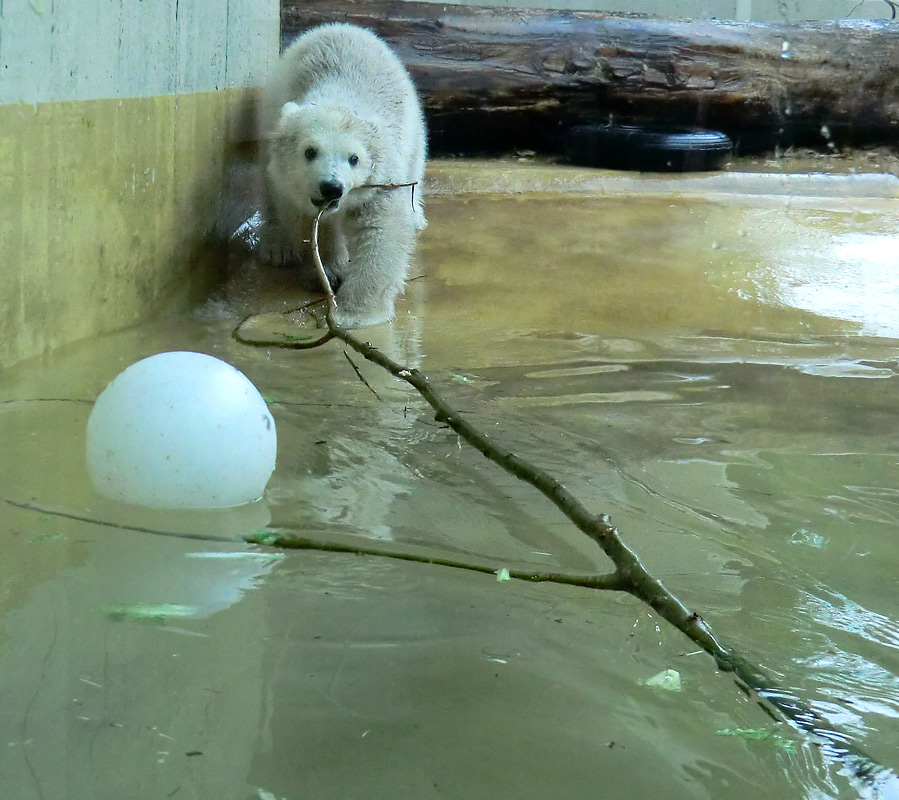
425,158,899,201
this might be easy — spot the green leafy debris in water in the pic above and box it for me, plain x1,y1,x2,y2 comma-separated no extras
246,529,281,547
29,532,67,543
105,603,198,621
716,727,797,753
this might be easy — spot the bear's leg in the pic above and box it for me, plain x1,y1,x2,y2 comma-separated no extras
258,206,344,293
407,139,428,232
330,217,350,270
258,176,306,269
257,217,302,268
331,203,416,328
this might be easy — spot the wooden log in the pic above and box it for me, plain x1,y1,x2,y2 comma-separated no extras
281,0,899,155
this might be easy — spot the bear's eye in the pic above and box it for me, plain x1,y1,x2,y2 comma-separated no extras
304,147,318,161
348,154,359,167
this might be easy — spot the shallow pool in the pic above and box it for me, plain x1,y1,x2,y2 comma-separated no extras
2,175,899,799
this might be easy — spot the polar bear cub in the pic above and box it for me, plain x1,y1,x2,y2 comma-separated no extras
259,23,427,328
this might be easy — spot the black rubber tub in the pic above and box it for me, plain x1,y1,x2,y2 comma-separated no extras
563,124,733,172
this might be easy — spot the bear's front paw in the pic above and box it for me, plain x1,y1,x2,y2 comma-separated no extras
257,226,301,268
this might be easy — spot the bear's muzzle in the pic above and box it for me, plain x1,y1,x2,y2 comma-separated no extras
313,180,345,209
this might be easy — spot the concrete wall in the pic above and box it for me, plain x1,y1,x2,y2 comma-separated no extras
1,1,277,104
0,1,279,368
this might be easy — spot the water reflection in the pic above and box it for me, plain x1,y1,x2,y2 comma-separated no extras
802,591,899,651
765,231,899,338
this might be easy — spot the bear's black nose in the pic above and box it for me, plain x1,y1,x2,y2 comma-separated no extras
318,180,344,202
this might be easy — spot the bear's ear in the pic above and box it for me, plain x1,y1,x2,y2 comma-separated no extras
279,101,303,121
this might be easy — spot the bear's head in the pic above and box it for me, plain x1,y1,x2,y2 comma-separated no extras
267,101,385,216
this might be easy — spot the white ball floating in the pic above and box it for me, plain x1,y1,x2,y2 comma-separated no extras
86,351,277,509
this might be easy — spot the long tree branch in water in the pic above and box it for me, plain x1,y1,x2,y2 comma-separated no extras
232,186,896,792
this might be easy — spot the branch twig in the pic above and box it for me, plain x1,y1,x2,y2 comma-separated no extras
232,300,333,349
343,350,381,401
6,498,623,590
358,180,419,212
247,526,623,589
4,499,230,543
233,190,895,790
310,208,338,319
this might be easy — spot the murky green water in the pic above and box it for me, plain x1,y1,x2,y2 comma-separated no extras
2,189,899,799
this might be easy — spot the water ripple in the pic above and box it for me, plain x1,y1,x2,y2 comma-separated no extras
801,590,899,651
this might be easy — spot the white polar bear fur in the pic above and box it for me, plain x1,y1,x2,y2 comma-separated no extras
259,23,427,328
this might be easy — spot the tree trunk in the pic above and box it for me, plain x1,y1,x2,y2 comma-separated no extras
281,0,899,155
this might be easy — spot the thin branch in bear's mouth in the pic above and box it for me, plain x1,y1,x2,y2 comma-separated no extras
311,206,339,319
310,181,418,320
352,180,419,211
359,181,418,191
